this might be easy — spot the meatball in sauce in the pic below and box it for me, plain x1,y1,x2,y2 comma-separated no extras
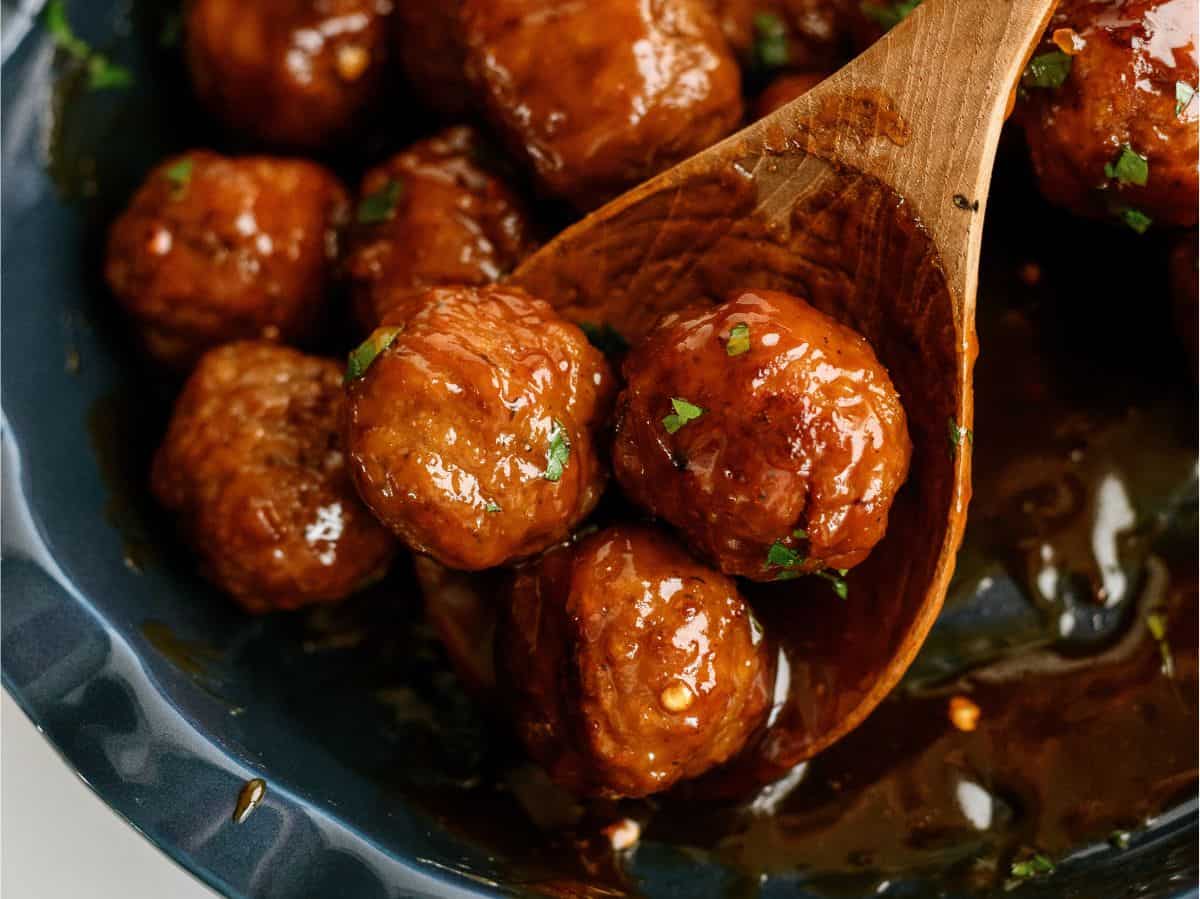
613,289,912,582
343,285,614,570
1017,0,1198,227
186,0,393,149
152,342,396,614
344,126,538,332
460,0,744,210
393,1,474,119
105,151,348,370
499,525,773,798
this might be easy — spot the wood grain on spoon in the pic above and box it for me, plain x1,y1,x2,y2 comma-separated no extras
510,0,1059,789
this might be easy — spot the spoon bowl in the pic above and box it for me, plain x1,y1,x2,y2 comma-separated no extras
429,0,1059,789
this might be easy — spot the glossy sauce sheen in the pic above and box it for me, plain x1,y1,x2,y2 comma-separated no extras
499,525,773,798
344,126,538,332
461,0,744,210
614,289,911,581
344,285,614,570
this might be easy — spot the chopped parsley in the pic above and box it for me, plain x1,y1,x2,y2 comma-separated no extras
344,326,401,382
947,417,973,457
793,528,808,539
1117,206,1153,234
1104,145,1149,187
764,540,847,598
816,568,849,600
1009,854,1055,881
860,0,923,31
1021,50,1073,90
484,502,502,513
44,0,133,90
765,540,804,570
164,157,193,196
1108,830,1132,850
357,178,402,224
726,322,751,357
662,398,704,434
752,12,789,71
1146,611,1175,676
1177,81,1196,117
544,420,571,482
578,321,630,356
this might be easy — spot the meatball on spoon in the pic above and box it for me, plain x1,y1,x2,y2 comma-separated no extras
510,0,1058,785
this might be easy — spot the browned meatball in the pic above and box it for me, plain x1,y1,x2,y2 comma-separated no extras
706,0,854,70
152,342,396,613
343,285,614,570
186,0,392,149
105,151,348,370
393,1,474,119
613,289,911,582
498,525,773,798
754,70,828,118
460,0,744,210
1016,0,1198,228
344,127,538,332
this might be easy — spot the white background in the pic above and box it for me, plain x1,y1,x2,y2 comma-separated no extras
1,691,217,898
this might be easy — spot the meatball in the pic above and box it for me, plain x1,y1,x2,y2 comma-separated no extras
393,1,474,119
1016,0,1198,227
460,0,743,210
186,0,392,149
498,525,773,798
706,0,854,70
106,151,348,370
755,71,828,118
344,127,538,332
152,342,396,613
343,285,614,570
613,289,912,582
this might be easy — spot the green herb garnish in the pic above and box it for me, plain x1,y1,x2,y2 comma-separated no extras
765,540,804,570
544,420,571,482
1104,145,1149,186
1009,854,1055,881
816,568,849,600
662,398,704,434
578,321,630,356
1022,50,1072,90
44,0,133,90
484,502,502,513
726,322,751,357
1117,206,1153,234
860,0,923,31
1146,611,1175,676
765,541,847,598
793,528,808,539
752,12,789,71
357,178,402,224
947,417,974,457
164,157,193,196
1108,830,1132,850
345,326,402,382
1176,81,1196,117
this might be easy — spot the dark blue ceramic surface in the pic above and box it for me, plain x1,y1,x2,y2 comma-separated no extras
2,3,1197,898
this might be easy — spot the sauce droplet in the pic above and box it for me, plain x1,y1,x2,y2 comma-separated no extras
660,682,695,712
233,777,267,824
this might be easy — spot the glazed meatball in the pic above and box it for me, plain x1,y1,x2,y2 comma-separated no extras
613,289,911,582
105,151,348,370
152,342,396,613
705,0,853,70
1017,0,1198,227
393,1,474,119
343,285,614,570
755,71,828,118
460,0,744,210
498,525,773,798
186,0,392,149
344,127,538,332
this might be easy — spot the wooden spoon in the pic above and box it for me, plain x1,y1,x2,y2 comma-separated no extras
421,0,1059,791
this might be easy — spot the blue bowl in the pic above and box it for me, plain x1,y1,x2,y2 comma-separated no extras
3,3,1197,897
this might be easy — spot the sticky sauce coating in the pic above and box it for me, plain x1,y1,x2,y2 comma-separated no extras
1017,0,1199,226
498,525,773,798
613,289,912,581
343,285,614,570
461,0,744,210
345,126,538,332
105,151,348,371
186,0,393,149
152,342,396,613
